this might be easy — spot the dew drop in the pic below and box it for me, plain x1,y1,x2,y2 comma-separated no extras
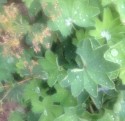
111,49,118,57
101,30,111,41
65,18,72,26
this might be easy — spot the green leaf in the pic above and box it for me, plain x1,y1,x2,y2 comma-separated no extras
119,70,125,84
54,113,79,121
61,39,119,97
76,29,85,41
113,91,125,121
8,111,24,121
23,80,75,119
16,59,30,77
27,111,41,121
104,39,125,84
22,0,34,8
104,39,125,66
31,96,63,119
40,50,66,86
91,91,103,109
23,0,41,17
114,0,125,24
72,0,100,27
89,8,125,45
23,80,42,103
52,84,76,106
13,17,30,34
27,112,40,121
43,0,100,36
28,0,42,17
7,84,24,103
101,0,112,6
39,110,55,121
54,107,81,121
97,109,116,121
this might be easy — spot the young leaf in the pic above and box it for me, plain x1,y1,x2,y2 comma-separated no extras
89,8,125,45
61,39,119,97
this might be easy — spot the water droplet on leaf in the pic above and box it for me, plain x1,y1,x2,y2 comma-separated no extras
65,18,72,26
111,49,118,57
101,30,111,41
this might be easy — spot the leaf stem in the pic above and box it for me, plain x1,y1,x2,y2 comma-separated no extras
89,104,94,113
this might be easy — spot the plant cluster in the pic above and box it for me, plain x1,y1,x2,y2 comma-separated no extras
0,0,125,121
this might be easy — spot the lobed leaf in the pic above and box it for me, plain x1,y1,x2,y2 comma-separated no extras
61,39,119,97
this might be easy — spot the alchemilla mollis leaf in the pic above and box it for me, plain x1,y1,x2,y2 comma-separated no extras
61,39,119,97
42,0,100,36
40,50,66,87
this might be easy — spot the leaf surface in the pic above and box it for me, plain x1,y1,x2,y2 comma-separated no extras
61,39,119,97
42,0,100,36
89,8,125,45
104,39,125,84
40,50,66,86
